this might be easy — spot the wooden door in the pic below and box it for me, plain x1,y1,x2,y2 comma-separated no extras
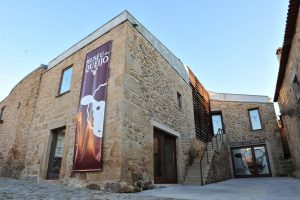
154,129,177,184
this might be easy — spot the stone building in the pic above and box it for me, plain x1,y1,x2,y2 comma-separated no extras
0,10,292,191
209,92,292,178
274,0,300,178
0,66,47,179
0,11,210,191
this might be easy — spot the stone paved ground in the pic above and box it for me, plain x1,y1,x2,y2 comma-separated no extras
1,177,300,200
0,177,171,200
141,177,300,200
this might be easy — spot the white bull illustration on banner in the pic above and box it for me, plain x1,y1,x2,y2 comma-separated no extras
80,83,107,137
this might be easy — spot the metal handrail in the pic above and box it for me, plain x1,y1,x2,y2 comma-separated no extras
199,128,224,185
199,142,209,185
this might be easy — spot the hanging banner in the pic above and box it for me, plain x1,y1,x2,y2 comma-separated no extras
73,41,112,171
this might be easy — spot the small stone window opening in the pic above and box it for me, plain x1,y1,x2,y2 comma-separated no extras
0,106,5,124
292,75,300,102
58,66,73,95
248,108,262,130
177,92,182,109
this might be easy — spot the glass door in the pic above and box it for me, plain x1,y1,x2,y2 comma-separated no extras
47,128,65,180
231,145,271,177
253,146,270,175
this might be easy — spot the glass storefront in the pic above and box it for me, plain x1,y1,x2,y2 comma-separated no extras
231,145,271,177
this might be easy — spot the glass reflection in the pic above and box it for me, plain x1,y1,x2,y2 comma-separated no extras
249,109,262,130
254,147,269,175
232,146,270,176
59,67,73,94
232,148,253,176
212,114,223,134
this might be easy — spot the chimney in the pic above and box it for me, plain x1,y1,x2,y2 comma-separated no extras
276,47,282,63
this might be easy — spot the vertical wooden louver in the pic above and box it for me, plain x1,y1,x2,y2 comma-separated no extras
188,68,213,143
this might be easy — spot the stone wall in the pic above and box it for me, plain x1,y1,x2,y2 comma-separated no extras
122,22,201,185
210,99,290,176
0,66,46,178
206,143,231,184
23,22,128,186
277,7,300,177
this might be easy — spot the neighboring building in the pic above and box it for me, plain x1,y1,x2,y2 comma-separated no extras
209,92,292,177
274,0,300,178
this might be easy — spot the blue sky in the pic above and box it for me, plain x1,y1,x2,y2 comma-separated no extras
0,0,289,106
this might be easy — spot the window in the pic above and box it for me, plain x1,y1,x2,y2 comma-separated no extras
0,106,5,124
177,92,182,109
58,66,73,95
211,112,224,134
248,108,262,130
293,75,300,101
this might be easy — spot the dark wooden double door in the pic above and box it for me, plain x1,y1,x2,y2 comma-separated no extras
231,145,272,177
153,129,177,184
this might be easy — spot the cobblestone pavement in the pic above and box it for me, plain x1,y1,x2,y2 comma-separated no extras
1,177,300,200
0,177,172,200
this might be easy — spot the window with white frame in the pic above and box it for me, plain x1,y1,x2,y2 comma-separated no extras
248,108,262,130
58,66,73,95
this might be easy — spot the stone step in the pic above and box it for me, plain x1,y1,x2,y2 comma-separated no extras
187,171,209,176
186,169,209,175
184,177,207,183
191,157,216,163
188,166,210,171
186,171,209,175
186,174,206,178
187,167,210,172
184,145,221,186
187,168,210,174
189,161,211,166
183,180,202,185
184,178,205,182
190,159,213,166
188,162,211,166
185,176,205,180
186,174,208,179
